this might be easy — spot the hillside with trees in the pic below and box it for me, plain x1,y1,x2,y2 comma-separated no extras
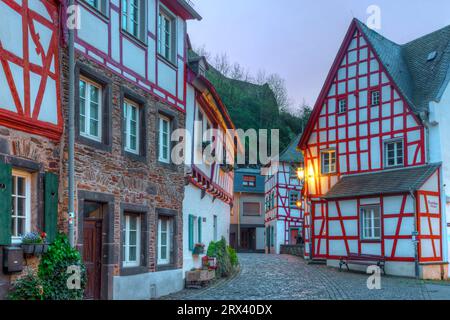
189,49,311,159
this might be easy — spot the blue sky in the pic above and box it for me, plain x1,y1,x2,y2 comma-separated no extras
187,0,450,110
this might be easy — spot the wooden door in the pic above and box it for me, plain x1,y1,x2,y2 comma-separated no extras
290,228,299,245
83,219,102,300
240,230,249,250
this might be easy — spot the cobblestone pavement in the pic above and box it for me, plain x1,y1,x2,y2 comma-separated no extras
161,254,450,300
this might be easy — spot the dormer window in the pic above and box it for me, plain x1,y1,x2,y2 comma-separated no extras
338,98,347,114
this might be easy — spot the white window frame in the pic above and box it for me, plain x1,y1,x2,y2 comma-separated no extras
123,214,141,268
360,206,381,240
11,170,32,244
158,5,176,63
371,90,380,106
158,217,173,265
122,0,141,39
338,98,347,113
321,150,337,174
384,139,404,168
289,190,300,208
123,99,140,155
79,77,102,142
158,115,171,163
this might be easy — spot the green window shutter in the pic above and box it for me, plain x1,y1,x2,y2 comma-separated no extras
188,215,194,251
198,217,202,244
44,172,59,243
271,226,274,247
0,163,12,245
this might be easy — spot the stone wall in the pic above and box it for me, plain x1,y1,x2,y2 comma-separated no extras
59,46,186,299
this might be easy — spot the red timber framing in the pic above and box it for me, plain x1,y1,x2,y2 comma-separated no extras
65,0,195,114
265,162,304,246
0,0,63,140
298,19,441,264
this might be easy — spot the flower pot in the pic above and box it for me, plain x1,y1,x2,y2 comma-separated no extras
22,244,35,254
193,247,205,256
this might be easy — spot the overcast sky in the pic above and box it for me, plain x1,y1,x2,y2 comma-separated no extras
186,0,450,111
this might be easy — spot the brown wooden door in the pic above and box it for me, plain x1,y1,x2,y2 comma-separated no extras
290,228,299,245
240,230,249,250
83,219,102,300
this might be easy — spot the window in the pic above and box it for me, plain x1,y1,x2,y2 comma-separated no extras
321,150,336,174
289,191,300,208
158,115,171,163
122,0,145,41
243,202,261,216
158,7,176,63
157,216,174,265
338,98,347,113
123,100,140,155
123,214,141,267
242,175,256,187
385,140,404,167
371,90,380,106
85,0,101,10
79,78,102,142
11,170,31,243
360,206,381,240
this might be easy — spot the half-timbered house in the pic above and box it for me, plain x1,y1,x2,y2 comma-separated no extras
265,134,304,254
299,19,450,279
183,52,236,273
0,0,61,298
59,0,201,299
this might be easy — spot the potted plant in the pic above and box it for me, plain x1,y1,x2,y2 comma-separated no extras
193,243,205,256
21,232,47,255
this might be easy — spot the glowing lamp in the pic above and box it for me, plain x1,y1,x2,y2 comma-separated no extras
296,167,305,180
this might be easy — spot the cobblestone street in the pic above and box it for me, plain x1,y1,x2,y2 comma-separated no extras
162,254,450,300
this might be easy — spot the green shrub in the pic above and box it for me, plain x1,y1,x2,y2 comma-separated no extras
227,246,238,267
207,241,217,257
38,233,87,300
215,237,232,278
7,272,43,300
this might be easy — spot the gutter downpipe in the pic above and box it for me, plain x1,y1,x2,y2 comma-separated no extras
68,0,75,247
409,188,420,279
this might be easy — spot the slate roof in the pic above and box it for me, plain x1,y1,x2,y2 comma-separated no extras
234,168,265,194
279,133,304,163
323,164,440,200
356,20,450,113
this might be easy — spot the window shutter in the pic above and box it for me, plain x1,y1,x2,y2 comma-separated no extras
44,172,59,243
197,217,202,244
271,226,274,247
188,214,194,251
0,163,12,245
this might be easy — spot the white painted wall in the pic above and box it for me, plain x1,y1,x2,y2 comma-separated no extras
428,80,450,268
182,185,231,275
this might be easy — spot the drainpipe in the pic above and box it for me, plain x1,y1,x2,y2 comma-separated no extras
68,0,75,247
409,188,420,279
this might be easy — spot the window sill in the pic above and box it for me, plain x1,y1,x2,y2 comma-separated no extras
383,165,405,170
360,239,382,243
157,54,178,70
157,160,179,172
77,134,112,153
121,30,148,49
124,149,147,163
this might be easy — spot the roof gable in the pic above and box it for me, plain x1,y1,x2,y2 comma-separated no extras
279,132,303,163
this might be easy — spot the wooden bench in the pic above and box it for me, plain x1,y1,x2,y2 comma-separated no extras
339,253,386,274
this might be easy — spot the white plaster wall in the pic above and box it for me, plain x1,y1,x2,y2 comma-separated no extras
122,37,146,77
428,81,450,268
182,185,231,275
